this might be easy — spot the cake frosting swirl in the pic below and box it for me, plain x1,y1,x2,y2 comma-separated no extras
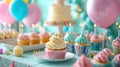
73,55,92,67
102,48,112,56
93,52,108,63
75,34,88,46
46,33,66,50
112,37,120,47
64,32,75,44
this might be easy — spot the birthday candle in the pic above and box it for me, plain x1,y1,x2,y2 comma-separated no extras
69,23,72,33
8,24,11,31
32,24,35,32
118,25,120,38
80,23,84,35
19,23,24,34
94,24,97,34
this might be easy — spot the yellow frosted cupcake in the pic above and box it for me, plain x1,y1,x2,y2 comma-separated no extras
45,33,66,59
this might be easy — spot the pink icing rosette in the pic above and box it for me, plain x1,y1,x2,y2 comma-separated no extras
102,48,112,56
18,34,30,41
73,55,92,67
113,54,120,63
112,38,120,47
94,52,108,63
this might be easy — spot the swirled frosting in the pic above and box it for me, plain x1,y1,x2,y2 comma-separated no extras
46,33,66,50
113,54,120,63
64,32,75,44
90,34,101,43
73,55,92,67
75,34,88,45
29,32,40,39
112,37,120,47
102,48,112,56
17,34,30,41
94,52,108,63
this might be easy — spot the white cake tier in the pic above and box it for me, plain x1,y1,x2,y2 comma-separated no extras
45,0,74,26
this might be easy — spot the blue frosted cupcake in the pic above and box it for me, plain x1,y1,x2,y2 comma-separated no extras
64,32,76,53
75,34,89,56
90,34,102,51
92,52,112,67
112,54,120,67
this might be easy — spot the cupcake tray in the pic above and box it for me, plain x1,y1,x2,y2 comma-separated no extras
0,38,45,52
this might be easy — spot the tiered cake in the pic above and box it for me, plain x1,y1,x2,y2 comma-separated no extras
45,0,74,26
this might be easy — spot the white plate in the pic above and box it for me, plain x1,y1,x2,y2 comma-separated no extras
1,43,45,52
33,52,75,62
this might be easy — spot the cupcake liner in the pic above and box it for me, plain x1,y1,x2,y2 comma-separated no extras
112,46,120,55
92,60,112,67
30,39,40,45
75,45,89,56
66,44,75,54
108,56,114,62
18,40,30,46
90,42,102,51
112,60,120,67
45,49,66,59
40,37,50,44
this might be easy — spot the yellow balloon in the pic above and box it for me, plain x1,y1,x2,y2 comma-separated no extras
5,0,12,4
23,0,29,3
5,0,29,4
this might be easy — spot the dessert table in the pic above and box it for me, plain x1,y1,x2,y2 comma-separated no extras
0,43,77,67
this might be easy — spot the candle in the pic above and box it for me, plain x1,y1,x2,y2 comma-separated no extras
118,25,120,38
116,22,119,26
94,24,97,34
80,23,84,35
19,23,24,34
32,24,35,32
69,23,72,33
8,24,11,31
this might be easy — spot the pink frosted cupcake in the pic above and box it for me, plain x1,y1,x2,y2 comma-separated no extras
73,55,92,67
39,32,50,44
101,48,113,61
112,37,120,55
45,33,66,59
112,54,120,67
92,53,111,67
29,32,40,45
17,34,30,46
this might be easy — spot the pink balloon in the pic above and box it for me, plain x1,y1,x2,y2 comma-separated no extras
23,4,41,27
87,0,120,28
0,2,15,25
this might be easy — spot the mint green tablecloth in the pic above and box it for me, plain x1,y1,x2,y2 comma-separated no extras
0,44,77,67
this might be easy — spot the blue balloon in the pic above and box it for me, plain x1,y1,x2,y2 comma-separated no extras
9,0,28,22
